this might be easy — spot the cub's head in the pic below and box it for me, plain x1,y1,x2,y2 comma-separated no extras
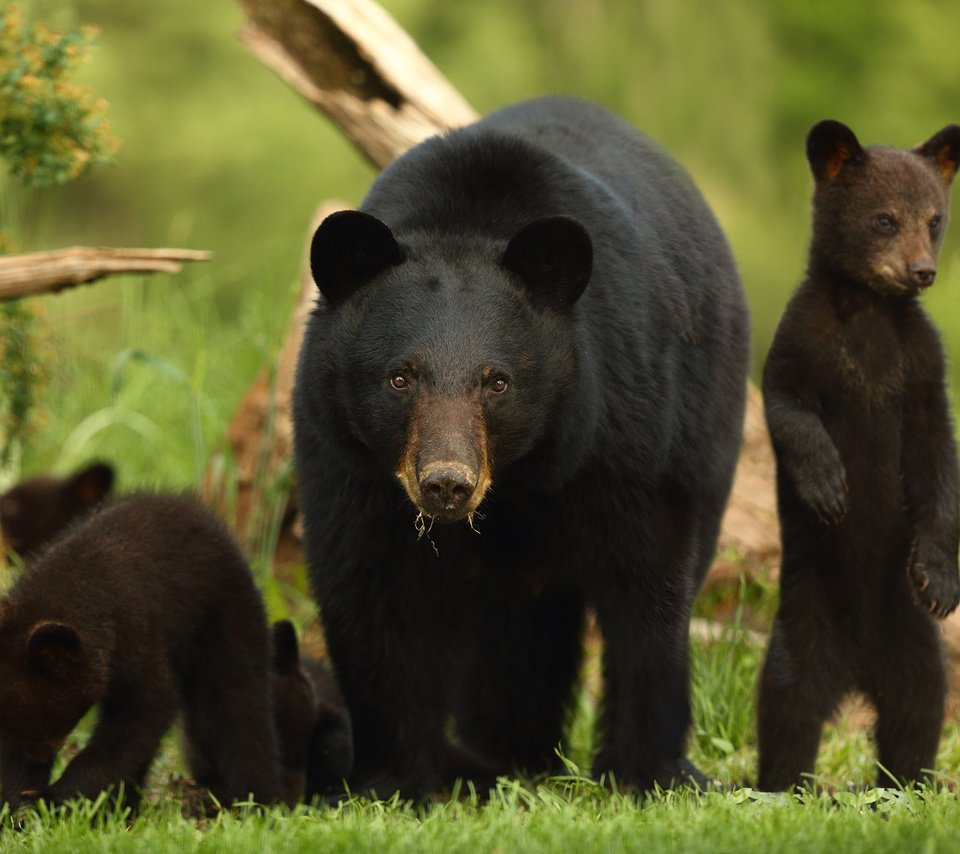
270,620,318,805
309,210,592,523
0,462,114,558
0,615,104,762
806,119,960,296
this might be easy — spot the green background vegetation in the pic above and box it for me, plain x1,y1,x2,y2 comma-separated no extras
3,0,960,848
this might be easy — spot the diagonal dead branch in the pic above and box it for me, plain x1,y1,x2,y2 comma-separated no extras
238,0,478,168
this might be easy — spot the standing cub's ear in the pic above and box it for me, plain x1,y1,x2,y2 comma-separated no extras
501,215,593,310
26,621,84,679
310,210,402,307
806,120,865,183
272,619,301,675
68,462,115,508
914,125,960,185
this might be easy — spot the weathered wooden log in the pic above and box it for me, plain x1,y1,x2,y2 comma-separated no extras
231,0,781,582
0,247,212,300
238,0,477,169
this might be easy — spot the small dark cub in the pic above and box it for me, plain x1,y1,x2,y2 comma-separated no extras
0,493,281,809
0,462,114,558
757,120,960,790
270,620,353,805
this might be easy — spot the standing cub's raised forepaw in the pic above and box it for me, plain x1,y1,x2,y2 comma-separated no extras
908,541,960,619
793,458,849,525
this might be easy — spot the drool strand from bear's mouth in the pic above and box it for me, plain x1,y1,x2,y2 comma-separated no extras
414,511,440,556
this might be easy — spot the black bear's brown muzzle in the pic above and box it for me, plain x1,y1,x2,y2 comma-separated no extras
395,394,492,524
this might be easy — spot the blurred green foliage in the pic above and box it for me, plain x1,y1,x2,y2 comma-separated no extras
5,0,960,484
0,5,118,187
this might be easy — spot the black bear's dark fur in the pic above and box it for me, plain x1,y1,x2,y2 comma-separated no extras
270,619,353,804
294,95,750,797
757,120,960,790
0,494,281,809
301,656,354,801
0,462,114,558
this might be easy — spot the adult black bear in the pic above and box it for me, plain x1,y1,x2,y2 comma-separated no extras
294,95,750,797
0,494,281,809
757,120,960,790
0,462,114,558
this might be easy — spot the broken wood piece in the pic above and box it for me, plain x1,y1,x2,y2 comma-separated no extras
238,0,478,168
0,246,212,300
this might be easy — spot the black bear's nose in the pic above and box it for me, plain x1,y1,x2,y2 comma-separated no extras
909,263,936,289
420,467,474,515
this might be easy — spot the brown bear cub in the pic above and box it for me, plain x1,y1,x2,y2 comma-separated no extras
0,462,114,558
0,493,281,809
757,120,960,790
269,620,353,804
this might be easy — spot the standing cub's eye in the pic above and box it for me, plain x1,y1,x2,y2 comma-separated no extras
930,215,942,233
875,214,897,231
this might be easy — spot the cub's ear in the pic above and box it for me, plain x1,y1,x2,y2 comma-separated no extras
68,462,115,508
501,215,593,310
806,120,865,183
26,621,84,679
271,619,301,675
310,210,402,307
914,125,960,185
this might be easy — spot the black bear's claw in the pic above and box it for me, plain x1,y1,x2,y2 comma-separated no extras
908,543,960,619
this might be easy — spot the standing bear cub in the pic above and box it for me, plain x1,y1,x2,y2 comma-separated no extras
758,120,960,790
0,494,281,809
294,95,750,797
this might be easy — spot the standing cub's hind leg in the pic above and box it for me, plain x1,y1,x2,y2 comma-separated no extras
867,616,947,787
756,618,851,791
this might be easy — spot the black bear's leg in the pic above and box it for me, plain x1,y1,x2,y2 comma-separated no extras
454,588,585,781
590,492,716,791
755,616,849,791
592,587,699,790
182,605,282,806
0,737,54,810
46,673,180,807
319,576,455,800
868,615,946,787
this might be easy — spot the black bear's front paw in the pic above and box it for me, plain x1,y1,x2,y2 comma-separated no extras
908,541,960,619
793,460,849,525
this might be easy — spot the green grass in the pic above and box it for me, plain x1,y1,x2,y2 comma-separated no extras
8,786,959,854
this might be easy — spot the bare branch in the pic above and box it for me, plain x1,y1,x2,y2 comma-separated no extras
0,247,212,300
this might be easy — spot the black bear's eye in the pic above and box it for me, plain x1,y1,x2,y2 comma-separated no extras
489,377,508,394
390,373,409,390
875,213,896,232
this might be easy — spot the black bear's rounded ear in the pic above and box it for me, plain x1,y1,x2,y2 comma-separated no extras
914,125,960,185
806,120,865,183
501,215,593,310
271,619,300,674
69,462,115,507
26,621,84,678
310,210,401,307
